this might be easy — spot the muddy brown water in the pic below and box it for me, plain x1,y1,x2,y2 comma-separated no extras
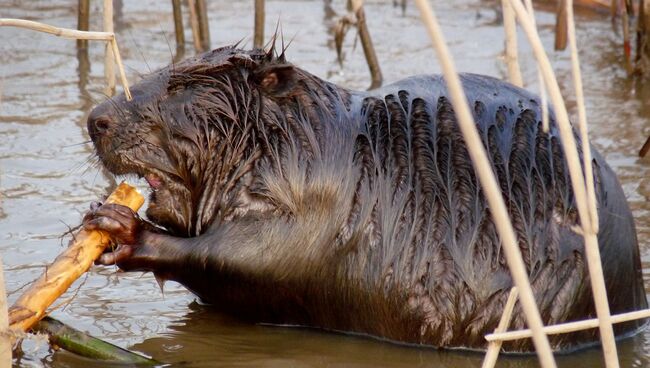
0,0,649,367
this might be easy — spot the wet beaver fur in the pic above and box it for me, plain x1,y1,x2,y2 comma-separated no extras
84,44,647,352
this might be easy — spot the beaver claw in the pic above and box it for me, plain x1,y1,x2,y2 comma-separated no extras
83,202,143,245
83,202,153,270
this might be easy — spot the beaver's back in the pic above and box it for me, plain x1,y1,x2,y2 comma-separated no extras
338,73,647,351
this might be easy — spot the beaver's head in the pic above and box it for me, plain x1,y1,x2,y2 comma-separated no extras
87,45,298,237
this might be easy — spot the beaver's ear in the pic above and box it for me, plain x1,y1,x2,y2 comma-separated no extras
251,64,296,97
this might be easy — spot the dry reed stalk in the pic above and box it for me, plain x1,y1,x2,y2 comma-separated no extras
508,1,619,366
566,0,599,232
103,0,115,95
523,0,550,132
0,18,132,101
187,0,202,52
641,136,650,157
196,0,210,51
555,0,567,50
0,257,11,365
554,0,568,50
172,0,185,51
8,183,144,333
502,0,524,87
254,0,265,49
412,1,556,367
636,0,650,75
77,0,90,49
0,18,113,40
486,307,650,341
622,0,632,73
350,0,383,89
110,39,132,101
481,287,518,368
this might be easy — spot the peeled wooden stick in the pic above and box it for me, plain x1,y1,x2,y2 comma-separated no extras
8,183,144,333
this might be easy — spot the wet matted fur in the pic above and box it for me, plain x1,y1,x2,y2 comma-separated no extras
86,44,647,352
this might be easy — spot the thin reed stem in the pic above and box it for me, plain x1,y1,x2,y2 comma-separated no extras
103,0,116,95
502,0,523,87
508,1,618,366
481,287,518,368
413,1,556,367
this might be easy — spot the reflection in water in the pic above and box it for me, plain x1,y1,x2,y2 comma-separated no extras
0,0,649,367
130,302,650,368
132,302,490,368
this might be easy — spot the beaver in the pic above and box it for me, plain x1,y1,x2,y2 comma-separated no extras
84,44,647,352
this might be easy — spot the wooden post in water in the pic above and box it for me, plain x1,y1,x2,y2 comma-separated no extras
635,0,650,75
77,0,90,49
103,0,115,95
187,0,202,52
622,0,632,73
254,0,265,49
172,0,185,53
196,0,210,51
554,0,567,50
640,136,650,157
0,257,10,366
350,0,383,89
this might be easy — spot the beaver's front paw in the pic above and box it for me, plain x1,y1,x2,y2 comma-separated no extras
83,202,143,245
83,202,152,270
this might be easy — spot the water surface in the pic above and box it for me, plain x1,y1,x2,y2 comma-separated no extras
1,1,649,367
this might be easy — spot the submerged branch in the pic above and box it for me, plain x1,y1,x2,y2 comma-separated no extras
33,317,158,365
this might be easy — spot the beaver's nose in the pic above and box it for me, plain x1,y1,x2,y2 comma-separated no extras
87,108,114,141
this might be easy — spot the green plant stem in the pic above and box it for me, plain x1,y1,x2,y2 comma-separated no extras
32,317,159,365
